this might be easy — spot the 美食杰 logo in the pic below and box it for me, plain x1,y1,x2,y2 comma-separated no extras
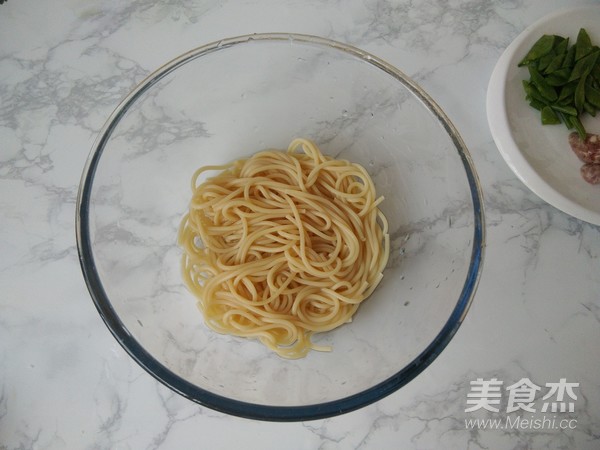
464,378,579,431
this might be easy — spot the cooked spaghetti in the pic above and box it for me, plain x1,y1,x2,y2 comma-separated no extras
178,138,389,358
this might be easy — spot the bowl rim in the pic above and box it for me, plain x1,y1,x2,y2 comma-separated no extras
75,32,486,422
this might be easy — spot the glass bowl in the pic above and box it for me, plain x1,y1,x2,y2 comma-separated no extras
76,33,485,421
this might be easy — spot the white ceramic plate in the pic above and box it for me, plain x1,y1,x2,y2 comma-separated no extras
487,6,600,225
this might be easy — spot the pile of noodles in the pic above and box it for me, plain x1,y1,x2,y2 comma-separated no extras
178,138,389,358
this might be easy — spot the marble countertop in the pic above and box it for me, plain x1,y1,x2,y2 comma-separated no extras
1,0,599,448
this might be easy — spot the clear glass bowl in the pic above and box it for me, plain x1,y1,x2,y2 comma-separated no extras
76,34,485,421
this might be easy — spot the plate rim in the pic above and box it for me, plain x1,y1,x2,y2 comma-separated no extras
486,5,600,226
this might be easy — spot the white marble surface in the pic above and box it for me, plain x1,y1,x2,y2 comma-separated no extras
1,0,599,448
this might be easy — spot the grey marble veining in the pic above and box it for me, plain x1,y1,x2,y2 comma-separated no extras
1,0,599,449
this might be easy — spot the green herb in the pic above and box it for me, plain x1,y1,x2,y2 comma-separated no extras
518,35,556,66
575,74,587,113
550,104,577,116
528,65,558,101
568,50,599,82
575,28,593,61
518,28,600,138
541,106,561,124
585,82,600,108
